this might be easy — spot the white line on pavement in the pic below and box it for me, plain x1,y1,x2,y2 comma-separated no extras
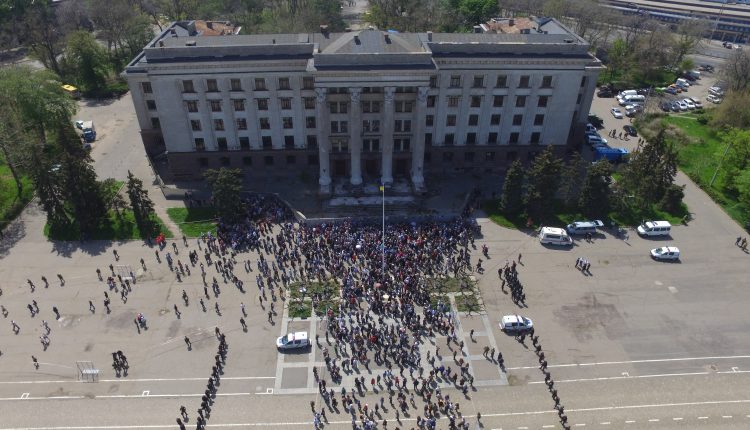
528,371,712,384
505,354,750,371
0,376,275,385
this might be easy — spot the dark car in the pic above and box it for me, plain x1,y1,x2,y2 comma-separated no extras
597,89,613,97
623,125,637,136
671,101,681,112
588,114,604,129
660,102,671,112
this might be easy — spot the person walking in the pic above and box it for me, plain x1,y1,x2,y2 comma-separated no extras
184,336,192,350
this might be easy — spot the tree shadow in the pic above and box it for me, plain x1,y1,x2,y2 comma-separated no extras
0,218,27,258
50,239,125,258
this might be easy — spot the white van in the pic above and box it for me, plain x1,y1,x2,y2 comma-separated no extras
539,227,573,246
566,220,603,235
637,220,672,237
619,95,646,106
618,90,638,97
675,78,690,88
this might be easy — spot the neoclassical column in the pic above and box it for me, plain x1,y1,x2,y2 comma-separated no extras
315,87,331,189
381,86,395,185
349,88,363,186
411,86,428,188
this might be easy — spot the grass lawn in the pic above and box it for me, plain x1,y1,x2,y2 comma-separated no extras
429,276,477,294
45,211,173,241
166,207,217,237
288,300,311,319
0,162,34,231
481,199,586,229
455,293,482,313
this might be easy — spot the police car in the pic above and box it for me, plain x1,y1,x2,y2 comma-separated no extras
276,331,310,350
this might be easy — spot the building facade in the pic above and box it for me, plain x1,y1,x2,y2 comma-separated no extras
124,19,602,193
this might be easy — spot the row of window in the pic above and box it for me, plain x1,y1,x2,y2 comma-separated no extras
426,131,541,145
142,77,317,94
194,135,317,152
435,75,587,90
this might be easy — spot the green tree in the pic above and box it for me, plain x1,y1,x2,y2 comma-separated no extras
101,178,127,219
24,0,67,75
524,146,563,222
659,184,685,213
62,31,111,95
606,38,629,80
718,128,750,191
579,160,612,218
559,152,588,209
500,159,525,216
29,149,68,227
126,170,157,237
710,91,750,129
621,128,678,206
204,168,244,223
458,0,499,27
735,169,750,213
721,48,750,92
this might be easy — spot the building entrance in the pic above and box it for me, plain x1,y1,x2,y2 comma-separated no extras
333,159,347,177
394,158,410,176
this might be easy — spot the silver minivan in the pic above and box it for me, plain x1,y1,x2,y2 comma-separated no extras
566,220,604,235
637,220,672,237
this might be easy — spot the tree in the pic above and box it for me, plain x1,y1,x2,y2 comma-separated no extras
710,91,750,129
500,159,525,216
23,0,67,74
458,0,499,26
524,147,563,222
578,160,612,218
721,48,750,92
735,169,750,213
659,184,685,213
621,128,678,206
29,149,68,227
126,170,157,237
204,168,244,223
62,31,111,95
670,21,708,68
101,178,127,219
559,152,588,208
606,38,630,80
718,128,750,192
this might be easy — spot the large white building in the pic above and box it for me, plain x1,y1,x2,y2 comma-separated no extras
124,18,602,193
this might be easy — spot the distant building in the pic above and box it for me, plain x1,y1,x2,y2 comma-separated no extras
123,18,602,193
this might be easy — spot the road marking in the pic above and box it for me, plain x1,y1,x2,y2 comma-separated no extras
141,391,149,396
722,415,732,418
648,419,659,422
574,424,585,427
698,416,708,420
600,422,610,425
621,372,629,377
529,371,710,384
731,367,739,372
673,417,683,421
518,427,528,429
625,421,636,424
505,354,750,371
542,426,555,428
0,376,275,385
668,286,678,293
20,393,29,399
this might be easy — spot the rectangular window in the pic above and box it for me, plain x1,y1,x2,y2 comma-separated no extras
331,121,348,133
242,155,252,165
302,77,315,89
485,151,495,160
254,78,266,91
233,99,245,111
395,101,413,113
394,138,411,152
363,120,380,133
519,75,530,88
466,133,476,145
541,76,553,88
195,138,205,151
329,102,338,114
214,119,224,131
146,100,156,111
237,118,247,130
264,155,274,165
239,137,250,150
493,95,504,108
426,115,434,127
262,136,272,149
339,102,348,114
429,75,438,88
509,132,519,144
278,77,291,90
445,133,455,145
450,75,461,88
496,75,508,88
425,133,432,146
534,114,544,126
217,138,227,151
210,100,221,112
257,98,268,110
516,95,526,108
446,115,456,127
282,117,293,129
230,78,242,91
284,136,295,149
151,117,160,129
581,76,587,88
186,100,198,112
448,96,460,107
182,80,194,93
427,96,436,108
513,114,523,126
304,97,316,109
470,96,481,108
306,135,318,149
280,98,292,110
488,132,498,144
490,114,501,125
538,96,549,108
259,118,270,129
306,116,316,129
530,132,541,144
190,119,201,131
507,151,517,161
206,79,218,92
576,93,583,104
371,101,381,113
464,151,475,161
394,120,411,132
468,114,479,126
286,155,296,164
472,75,484,88
141,82,152,93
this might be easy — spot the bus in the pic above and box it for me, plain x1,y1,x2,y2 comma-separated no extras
62,84,81,99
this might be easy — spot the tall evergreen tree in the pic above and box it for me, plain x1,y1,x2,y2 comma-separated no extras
204,168,244,223
559,152,588,209
30,150,67,227
500,159,525,216
524,146,563,222
126,171,156,237
579,160,612,218
621,129,678,206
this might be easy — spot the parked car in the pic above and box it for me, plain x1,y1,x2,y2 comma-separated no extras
683,99,695,109
671,101,682,112
707,94,723,104
585,123,597,134
500,315,534,333
623,125,637,136
588,114,604,129
664,87,679,95
660,102,672,112
677,100,689,111
597,88,613,97
611,108,624,119
276,332,310,350
651,246,680,261
689,97,703,109
539,227,573,246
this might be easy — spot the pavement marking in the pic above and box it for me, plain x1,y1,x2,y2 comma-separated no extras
20,393,29,399
722,415,732,418
648,419,659,422
573,424,585,427
625,421,636,424
0,376,275,385
698,416,709,420
542,426,555,428
141,391,149,396
599,422,610,425
505,354,750,371
528,370,711,384
673,417,683,421
668,286,678,293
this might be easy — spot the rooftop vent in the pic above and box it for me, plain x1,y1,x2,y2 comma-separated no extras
427,31,433,42
158,40,164,47
473,25,482,33
185,40,196,46
354,34,360,44
320,24,329,35
509,19,515,26
383,32,391,43
520,28,530,34
170,29,177,37
564,38,574,43
272,38,276,44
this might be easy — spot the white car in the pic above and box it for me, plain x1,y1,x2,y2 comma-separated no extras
651,246,680,261
500,315,534,333
677,100,689,111
707,94,722,104
683,99,695,109
611,108,623,119
276,332,310,350
689,98,703,109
